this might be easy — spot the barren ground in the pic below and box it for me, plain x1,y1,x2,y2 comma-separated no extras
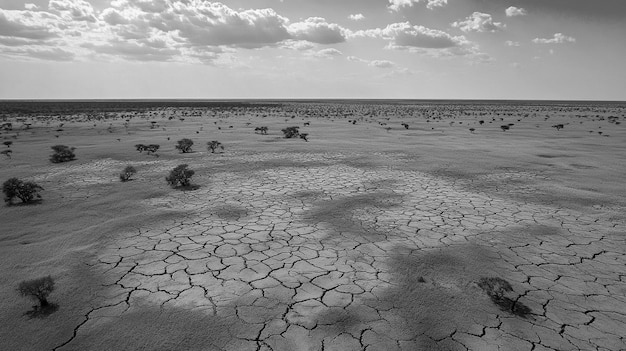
1,101,625,350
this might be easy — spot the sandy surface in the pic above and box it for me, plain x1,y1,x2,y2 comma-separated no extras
1,101,625,350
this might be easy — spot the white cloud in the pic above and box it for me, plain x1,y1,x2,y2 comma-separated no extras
369,60,394,68
532,33,576,44
0,47,75,61
313,48,342,58
348,13,365,21
452,12,505,33
505,6,527,17
388,0,447,12
281,40,315,51
505,40,520,47
0,8,62,40
347,56,395,68
24,3,39,10
360,22,466,49
82,40,180,61
49,0,97,22
288,17,347,44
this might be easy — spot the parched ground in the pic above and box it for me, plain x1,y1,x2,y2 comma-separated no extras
1,102,625,350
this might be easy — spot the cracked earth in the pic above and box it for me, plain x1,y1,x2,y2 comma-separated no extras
50,152,625,351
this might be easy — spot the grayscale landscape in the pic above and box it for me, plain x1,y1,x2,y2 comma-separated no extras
1,0,625,350
1,100,625,350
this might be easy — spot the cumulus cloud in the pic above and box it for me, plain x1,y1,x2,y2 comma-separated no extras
369,60,394,68
24,3,39,10
452,12,505,33
532,33,576,44
0,47,75,61
505,6,527,17
0,0,347,63
347,56,395,68
82,40,180,61
348,13,365,21
313,48,342,58
49,0,97,22
505,40,520,47
288,17,347,44
0,9,61,40
356,22,466,49
388,0,447,11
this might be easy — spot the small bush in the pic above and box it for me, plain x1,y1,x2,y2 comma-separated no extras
175,138,194,153
119,165,137,182
281,126,300,138
50,145,75,163
254,126,268,134
3,141,12,148
18,276,55,308
478,277,512,300
146,144,160,155
3,178,43,205
207,141,224,153
135,144,146,153
166,164,195,188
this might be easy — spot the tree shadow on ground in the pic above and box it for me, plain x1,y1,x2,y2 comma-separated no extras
173,184,201,191
24,303,59,319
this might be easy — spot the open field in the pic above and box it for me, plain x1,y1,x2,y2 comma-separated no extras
1,100,625,350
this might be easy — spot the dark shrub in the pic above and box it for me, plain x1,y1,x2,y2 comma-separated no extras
207,141,224,153
146,144,160,155
3,178,43,205
281,126,300,138
18,276,55,308
119,165,137,182
166,164,195,188
175,138,194,153
50,145,75,163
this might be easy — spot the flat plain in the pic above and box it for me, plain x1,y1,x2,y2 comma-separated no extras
1,100,625,351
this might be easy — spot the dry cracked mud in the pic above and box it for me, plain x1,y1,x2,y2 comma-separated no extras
45,152,625,351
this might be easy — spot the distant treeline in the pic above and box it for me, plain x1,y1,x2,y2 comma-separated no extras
0,100,283,116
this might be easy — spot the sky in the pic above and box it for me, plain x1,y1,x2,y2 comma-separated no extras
0,0,625,100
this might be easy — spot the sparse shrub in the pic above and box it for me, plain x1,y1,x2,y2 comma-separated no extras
18,276,55,308
401,123,409,129
300,133,309,142
207,141,224,153
119,165,137,182
478,277,512,300
175,138,194,153
254,126,268,134
166,164,194,188
469,128,475,133
500,125,510,131
478,277,531,317
3,178,43,205
3,141,12,148
50,145,75,163
281,126,300,138
146,144,160,155
552,124,564,131
135,144,146,153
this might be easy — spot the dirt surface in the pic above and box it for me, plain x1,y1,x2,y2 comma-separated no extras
1,100,625,350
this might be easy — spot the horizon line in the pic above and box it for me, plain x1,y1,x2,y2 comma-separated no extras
1,98,625,103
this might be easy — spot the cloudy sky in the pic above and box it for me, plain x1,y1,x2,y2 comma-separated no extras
0,0,624,100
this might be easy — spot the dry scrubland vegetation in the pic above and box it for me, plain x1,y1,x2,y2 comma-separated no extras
1,100,625,350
